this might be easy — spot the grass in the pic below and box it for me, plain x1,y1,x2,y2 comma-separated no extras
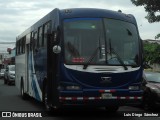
144,69,160,73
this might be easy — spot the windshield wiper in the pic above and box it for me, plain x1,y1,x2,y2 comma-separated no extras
109,39,128,70
83,47,100,69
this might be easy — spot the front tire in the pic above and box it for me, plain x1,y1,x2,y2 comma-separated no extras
43,85,59,115
43,86,52,112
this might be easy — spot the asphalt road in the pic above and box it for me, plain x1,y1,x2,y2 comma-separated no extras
0,78,159,120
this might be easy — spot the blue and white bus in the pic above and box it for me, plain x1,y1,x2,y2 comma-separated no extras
16,8,143,112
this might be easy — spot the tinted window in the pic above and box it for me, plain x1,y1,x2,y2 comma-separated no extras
63,18,140,66
38,26,43,47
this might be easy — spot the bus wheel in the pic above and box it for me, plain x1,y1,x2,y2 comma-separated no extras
21,81,28,100
105,106,119,112
43,87,59,115
43,86,52,111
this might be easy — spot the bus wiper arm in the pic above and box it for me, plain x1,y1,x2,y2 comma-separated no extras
109,39,128,70
110,48,128,70
83,47,100,69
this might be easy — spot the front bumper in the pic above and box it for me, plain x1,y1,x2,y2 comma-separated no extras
59,89,143,106
59,96,142,106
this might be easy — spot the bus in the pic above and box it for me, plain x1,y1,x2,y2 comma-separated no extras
16,8,143,112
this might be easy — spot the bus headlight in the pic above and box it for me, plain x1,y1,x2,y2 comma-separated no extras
66,85,81,90
129,86,139,90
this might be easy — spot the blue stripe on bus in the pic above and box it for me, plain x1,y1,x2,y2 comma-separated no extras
64,18,101,22
30,51,41,101
31,77,41,101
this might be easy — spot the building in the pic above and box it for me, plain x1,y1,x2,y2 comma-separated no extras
143,39,160,72
143,39,160,44
0,47,15,69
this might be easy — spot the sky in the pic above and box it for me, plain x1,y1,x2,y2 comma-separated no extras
0,0,159,52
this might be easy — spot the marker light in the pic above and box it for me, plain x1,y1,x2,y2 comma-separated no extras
72,58,85,63
66,86,81,90
129,86,139,90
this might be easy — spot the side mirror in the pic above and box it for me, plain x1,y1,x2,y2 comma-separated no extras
53,45,61,54
143,62,152,69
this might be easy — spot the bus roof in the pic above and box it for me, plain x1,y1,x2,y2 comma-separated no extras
60,8,137,24
16,8,137,40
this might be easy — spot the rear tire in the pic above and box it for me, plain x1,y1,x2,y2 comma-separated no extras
21,81,28,100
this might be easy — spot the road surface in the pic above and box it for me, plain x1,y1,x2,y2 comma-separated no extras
0,79,159,120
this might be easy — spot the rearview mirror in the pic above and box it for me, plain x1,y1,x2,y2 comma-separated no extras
143,62,152,69
53,45,61,54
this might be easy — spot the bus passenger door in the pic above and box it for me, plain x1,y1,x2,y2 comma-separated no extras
26,32,34,96
25,33,32,95
26,43,30,92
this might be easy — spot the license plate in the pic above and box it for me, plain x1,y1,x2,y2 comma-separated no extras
101,93,112,99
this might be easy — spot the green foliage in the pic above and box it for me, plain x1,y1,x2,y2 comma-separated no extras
143,42,160,64
155,33,160,39
131,0,160,23
131,0,160,40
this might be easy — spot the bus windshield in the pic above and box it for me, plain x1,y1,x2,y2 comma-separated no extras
63,18,140,66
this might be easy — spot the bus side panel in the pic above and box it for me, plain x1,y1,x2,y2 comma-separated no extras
28,47,47,101
27,45,36,99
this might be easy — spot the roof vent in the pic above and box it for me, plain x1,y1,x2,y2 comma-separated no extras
64,9,72,13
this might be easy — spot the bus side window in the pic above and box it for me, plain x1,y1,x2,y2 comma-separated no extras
30,32,34,51
26,33,31,52
22,37,26,54
33,31,37,51
16,41,20,55
16,42,18,55
18,41,20,55
38,26,43,48
43,21,51,47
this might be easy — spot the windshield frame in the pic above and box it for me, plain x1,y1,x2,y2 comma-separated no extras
62,17,141,66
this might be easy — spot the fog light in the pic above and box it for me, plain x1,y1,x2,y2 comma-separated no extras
66,86,81,90
129,86,139,90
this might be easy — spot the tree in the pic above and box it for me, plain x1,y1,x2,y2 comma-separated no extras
143,41,160,64
131,0,160,39
155,33,160,39
131,0,160,23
